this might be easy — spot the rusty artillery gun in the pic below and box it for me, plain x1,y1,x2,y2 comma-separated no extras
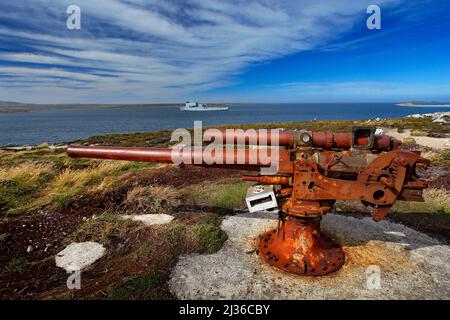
67,127,429,276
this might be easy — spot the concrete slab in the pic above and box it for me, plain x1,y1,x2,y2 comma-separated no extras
169,212,450,299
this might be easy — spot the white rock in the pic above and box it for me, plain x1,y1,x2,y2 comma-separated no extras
121,214,174,226
55,242,106,272
407,111,450,124
374,128,384,135
26,245,33,253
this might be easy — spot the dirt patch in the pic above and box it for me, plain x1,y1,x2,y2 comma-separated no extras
0,209,93,266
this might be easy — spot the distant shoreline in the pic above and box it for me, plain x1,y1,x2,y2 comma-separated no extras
0,103,182,114
396,103,450,107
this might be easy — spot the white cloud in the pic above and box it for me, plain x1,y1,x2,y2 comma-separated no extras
0,0,404,103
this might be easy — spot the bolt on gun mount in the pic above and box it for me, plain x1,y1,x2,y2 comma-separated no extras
67,127,429,276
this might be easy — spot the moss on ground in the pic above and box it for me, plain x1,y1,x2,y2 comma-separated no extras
109,272,162,300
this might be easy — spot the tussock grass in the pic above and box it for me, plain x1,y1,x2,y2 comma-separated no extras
39,161,131,209
0,162,54,183
0,162,55,214
69,212,139,245
124,185,181,214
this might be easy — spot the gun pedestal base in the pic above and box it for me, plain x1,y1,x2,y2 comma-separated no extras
258,215,345,276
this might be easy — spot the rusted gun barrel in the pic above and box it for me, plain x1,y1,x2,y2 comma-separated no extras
203,128,400,151
67,145,290,171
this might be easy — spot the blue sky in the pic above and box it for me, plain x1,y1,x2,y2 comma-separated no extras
0,0,449,103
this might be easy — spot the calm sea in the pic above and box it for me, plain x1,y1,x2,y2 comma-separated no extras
0,103,448,146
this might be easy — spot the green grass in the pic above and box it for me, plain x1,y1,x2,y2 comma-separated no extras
211,183,250,210
393,188,450,214
393,201,450,214
183,178,251,212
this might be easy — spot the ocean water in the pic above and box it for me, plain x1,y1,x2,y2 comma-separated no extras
0,103,448,146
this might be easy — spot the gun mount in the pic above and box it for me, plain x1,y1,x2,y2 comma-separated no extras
67,127,429,276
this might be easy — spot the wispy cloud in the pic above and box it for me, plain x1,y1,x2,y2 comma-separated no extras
0,0,403,103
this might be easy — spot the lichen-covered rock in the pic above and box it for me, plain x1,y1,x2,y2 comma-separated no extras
55,242,106,272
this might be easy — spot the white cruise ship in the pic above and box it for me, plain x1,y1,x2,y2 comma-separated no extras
179,101,229,111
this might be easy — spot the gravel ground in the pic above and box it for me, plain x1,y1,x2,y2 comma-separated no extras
169,211,450,300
